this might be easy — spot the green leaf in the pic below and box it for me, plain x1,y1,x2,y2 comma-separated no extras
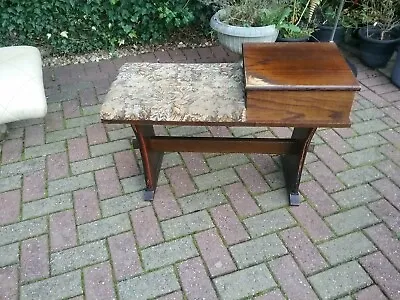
128,30,137,39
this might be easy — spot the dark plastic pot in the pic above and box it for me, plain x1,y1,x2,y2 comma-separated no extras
276,36,309,42
392,46,400,88
358,26,400,68
344,28,361,47
310,25,345,43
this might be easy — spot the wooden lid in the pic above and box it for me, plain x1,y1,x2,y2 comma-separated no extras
243,42,360,91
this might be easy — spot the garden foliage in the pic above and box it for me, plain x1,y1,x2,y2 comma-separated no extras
0,0,208,53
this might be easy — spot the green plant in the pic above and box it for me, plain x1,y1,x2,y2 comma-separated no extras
276,0,321,38
226,0,285,26
309,0,355,28
314,0,339,25
335,0,364,29
0,0,208,54
358,0,400,40
200,0,284,27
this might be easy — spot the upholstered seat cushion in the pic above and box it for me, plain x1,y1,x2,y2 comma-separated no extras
0,46,47,124
101,63,246,123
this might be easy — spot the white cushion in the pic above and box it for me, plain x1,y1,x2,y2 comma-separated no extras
0,46,47,124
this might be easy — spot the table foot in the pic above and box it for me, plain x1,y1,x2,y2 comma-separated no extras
131,138,139,148
144,189,155,201
289,193,301,206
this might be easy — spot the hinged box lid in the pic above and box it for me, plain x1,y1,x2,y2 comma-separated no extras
243,43,360,91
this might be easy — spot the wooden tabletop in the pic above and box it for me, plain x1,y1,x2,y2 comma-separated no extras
243,42,360,91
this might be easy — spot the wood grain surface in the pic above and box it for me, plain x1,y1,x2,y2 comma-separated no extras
243,42,360,90
243,42,360,127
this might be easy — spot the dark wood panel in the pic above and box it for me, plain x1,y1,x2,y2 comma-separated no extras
148,136,300,154
245,90,354,127
102,117,351,128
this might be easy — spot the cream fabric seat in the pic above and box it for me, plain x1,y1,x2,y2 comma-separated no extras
0,46,47,135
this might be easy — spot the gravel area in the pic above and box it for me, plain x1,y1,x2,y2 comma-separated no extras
42,27,216,67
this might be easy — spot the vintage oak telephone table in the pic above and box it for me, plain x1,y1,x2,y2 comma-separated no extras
101,43,360,205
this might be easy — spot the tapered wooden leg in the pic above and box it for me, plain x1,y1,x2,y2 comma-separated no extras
281,128,316,206
132,124,164,200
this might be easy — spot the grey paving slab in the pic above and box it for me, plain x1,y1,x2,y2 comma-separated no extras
0,157,45,178
229,234,288,269
213,264,276,300
77,213,131,243
342,148,385,167
161,211,214,240
65,114,100,128
70,155,114,175
161,153,182,169
0,242,19,267
24,141,66,159
141,236,198,270
82,104,101,115
331,184,381,208
193,168,239,191
178,188,227,213
168,126,208,136
120,175,146,193
0,217,47,246
100,192,150,217
325,206,380,235
50,240,109,275
337,166,384,187
317,232,377,265
309,261,373,299
48,173,95,196
0,175,21,193
20,270,82,300
243,208,296,238
22,194,73,220
46,127,86,143
90,140,131,157
118,267,180,300
107,127,133,141
346,133,387,150
255,188,288,211
206,153,249,170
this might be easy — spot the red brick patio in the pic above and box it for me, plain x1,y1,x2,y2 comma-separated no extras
0,45,399,300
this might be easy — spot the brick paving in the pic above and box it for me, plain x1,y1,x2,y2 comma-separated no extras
0,45,400,300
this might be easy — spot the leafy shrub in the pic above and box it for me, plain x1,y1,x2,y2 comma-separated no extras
0,0,209,54
206,0,283,27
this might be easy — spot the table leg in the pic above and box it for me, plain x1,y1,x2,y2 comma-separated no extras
132,124,164,200
281,127,316,206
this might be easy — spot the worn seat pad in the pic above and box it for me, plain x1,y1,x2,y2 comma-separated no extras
101,63,246,123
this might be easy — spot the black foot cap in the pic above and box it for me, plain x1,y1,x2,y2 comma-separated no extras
131,138,139,149
144,190,155,201
289,193,301,206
